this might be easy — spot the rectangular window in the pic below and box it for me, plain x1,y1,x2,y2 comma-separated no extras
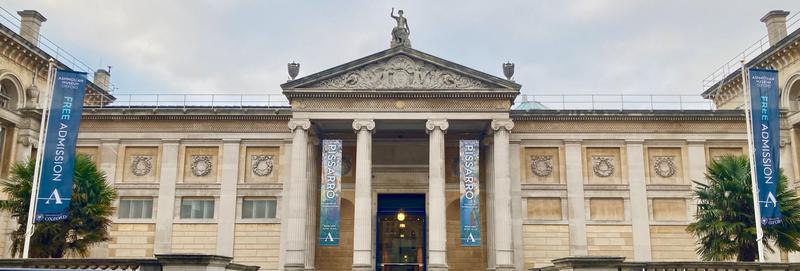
180,198,215,219
242,198,277,219
118,198,154,219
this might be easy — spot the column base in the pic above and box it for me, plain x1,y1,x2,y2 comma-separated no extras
493,265,515,271
283,264,305,271
428,264,448,271
352,264,372,271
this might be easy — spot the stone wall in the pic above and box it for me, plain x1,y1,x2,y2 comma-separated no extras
586,225,634,259
314,197,354,271
649,225,698,261
233,223,281,270
108,223,155,257
170,224,218,254
522,225,570,269
446,192,487,271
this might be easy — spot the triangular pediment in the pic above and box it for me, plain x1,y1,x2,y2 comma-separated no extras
281,46,520,92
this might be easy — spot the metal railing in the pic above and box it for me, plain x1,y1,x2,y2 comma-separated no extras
702,11,800,91
84,93,290,108
0,6,104,87
513,94,715,111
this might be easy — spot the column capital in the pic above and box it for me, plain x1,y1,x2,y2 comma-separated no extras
288,118,311,132
425,119,449,133
352,119,376,133
491,119,514,132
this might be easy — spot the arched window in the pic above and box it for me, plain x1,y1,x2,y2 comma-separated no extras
0,78,19,110
789,79,800,112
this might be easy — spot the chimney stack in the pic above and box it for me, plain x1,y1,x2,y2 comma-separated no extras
93,69,110,91
16,10,46,46
761,10,790,47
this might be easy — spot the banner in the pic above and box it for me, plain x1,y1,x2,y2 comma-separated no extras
35,69,88,222
748,68,782,226
459,140,481,246
319,139,342,246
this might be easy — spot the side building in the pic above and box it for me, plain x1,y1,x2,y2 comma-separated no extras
0,8,799,271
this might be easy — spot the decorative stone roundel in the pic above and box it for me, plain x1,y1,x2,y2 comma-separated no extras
341,155,353,176
652,156,677,178
191,155,213,177
530,155,553,177
251,155,274,177
131,155,153,176
592,156,615,177
450,157,460,176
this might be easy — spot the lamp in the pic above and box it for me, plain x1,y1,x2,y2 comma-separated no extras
397,209,406,221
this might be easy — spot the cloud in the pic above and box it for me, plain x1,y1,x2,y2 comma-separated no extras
3,0,799,96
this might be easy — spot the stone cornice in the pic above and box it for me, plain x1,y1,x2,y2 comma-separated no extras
283,90,518,100
0,23,115,102
81,107,292,121
510,109,745,121
702,27,800,99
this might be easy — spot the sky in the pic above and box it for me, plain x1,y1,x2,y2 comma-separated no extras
3,0,800,96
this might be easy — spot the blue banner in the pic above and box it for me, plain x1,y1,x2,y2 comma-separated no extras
460,140,481,246
35,70,88,222
748,68,782,226
319,139,342,246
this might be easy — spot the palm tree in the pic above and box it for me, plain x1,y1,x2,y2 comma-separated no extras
0,155,117,258
687,155,800,261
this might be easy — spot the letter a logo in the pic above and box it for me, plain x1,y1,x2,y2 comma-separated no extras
468,233,476,243
45,189,63,204
325,232,334,242
764,192,778,207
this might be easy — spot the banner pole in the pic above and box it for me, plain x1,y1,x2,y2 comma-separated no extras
22,59,56,258
741,58,766,262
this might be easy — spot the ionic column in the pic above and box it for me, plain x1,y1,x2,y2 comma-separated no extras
490,119,515,271
426,119,449,271
284,118,311,271
352,119,375,271
625,140,652,261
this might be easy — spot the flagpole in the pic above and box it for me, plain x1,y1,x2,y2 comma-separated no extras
741,58,766,262
22,59,56,258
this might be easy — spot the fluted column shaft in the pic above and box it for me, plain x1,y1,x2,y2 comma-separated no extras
284,119,311,271
426,119,449,271
352,119,375,271
491,119,515,270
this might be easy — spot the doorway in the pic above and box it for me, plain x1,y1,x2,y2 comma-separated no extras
376,194,426,271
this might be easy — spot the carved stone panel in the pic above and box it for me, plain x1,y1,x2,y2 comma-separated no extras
308,55,496,89
182,147,218,183
522,147,560,184
76,147,99,165
647,148,684,185
243,147,280,183
585,147,623,184
589,198,625,221
122,147,159,183
651,198,688,221
707,147,745,162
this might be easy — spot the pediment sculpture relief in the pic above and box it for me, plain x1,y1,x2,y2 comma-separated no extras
309,55,494,89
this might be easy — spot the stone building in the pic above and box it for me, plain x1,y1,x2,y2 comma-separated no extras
0,7,800,271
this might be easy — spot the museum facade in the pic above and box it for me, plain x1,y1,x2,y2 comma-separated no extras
2,8,800,271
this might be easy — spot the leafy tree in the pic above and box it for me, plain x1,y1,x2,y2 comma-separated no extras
0,155,117,258
687,155,800,261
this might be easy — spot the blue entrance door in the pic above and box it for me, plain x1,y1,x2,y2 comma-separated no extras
376,194,426,271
